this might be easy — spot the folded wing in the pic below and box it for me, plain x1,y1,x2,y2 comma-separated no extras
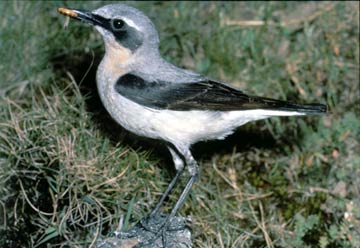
115,73,327,114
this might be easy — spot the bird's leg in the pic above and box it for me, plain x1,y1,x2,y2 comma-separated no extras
144,147,197,247
158,148,199,246
150,170,183,216
150,146,185,217
168,148,199,220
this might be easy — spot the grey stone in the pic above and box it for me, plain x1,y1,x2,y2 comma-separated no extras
94,213,192,248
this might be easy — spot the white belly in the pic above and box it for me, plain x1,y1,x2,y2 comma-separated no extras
97,82,226,145
96,68,304,147
96,82,299,147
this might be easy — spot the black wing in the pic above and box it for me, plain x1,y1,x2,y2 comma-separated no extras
114,73,327,113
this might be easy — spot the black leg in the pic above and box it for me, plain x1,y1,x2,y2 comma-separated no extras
150,168,184,216
149,145,199,219
144,146,198,247
150,145,185,216
160,148,199,246
168,147,199,219
169,173,198,219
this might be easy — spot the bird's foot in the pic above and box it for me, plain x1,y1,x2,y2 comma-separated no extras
136,213,192,248
94,213,191,248
139,212,168,233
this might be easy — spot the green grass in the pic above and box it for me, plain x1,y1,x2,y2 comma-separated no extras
0,1,359,247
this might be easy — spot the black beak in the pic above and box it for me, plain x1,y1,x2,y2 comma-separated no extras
58,7,105,27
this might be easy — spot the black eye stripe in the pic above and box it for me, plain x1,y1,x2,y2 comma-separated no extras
111,19,125,31
95,16,143,52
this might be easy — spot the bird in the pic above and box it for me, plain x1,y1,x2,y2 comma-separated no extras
58,3,327,229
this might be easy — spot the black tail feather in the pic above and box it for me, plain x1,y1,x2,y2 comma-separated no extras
250,96,328,114
282,102,328,114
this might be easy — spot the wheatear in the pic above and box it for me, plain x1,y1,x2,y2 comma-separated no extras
58,4,327,225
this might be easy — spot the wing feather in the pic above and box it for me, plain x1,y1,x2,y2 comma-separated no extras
114,73,327,113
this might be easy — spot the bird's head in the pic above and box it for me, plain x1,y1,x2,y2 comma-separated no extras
58,4,160,59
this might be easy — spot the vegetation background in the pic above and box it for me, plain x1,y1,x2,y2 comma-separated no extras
0,1,359,247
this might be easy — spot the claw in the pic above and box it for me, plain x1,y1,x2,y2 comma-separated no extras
134,214,191,247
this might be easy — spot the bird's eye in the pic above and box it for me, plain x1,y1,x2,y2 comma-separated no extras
111,19,125,31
